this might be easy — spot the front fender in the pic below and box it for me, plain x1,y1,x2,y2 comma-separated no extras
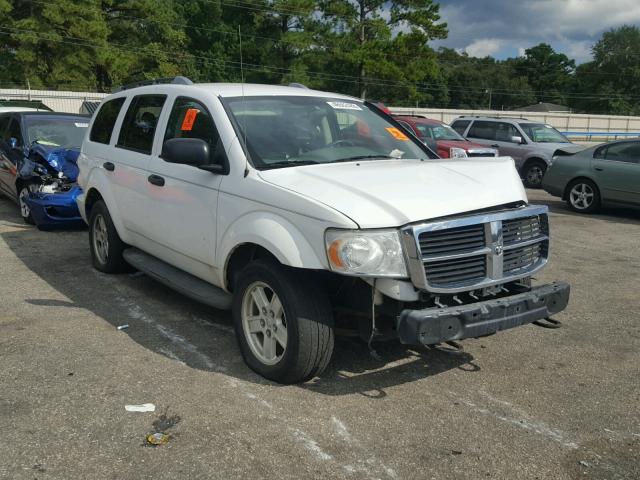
217,211,328,288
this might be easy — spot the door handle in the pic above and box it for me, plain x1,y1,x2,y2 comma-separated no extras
595,167,604,171
147,174,165,187
103,162,115,171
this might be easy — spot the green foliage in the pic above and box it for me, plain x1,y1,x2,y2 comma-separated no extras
0,2,637,115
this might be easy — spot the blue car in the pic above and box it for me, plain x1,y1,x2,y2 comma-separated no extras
0,111,89,229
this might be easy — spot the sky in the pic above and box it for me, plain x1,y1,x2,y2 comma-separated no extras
431,0,640,63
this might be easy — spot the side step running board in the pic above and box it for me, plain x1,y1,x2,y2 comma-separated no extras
123,248,232,310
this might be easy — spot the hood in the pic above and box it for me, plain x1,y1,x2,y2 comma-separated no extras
28,144,80,181
552,144,586,155
259,157,527,228
532,142,584,154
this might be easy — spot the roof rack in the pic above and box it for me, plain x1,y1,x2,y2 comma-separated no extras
115,76,193,92
458,115,529,121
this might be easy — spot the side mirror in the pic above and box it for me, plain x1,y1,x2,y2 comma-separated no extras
511,136,523,144
162,138,211,167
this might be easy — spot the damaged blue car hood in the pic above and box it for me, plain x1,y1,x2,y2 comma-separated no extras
27,144,80,181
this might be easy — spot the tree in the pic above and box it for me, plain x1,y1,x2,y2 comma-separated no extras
573,25,640,115
316,0,447,100
514,43,575,105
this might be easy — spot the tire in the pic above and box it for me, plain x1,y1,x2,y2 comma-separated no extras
523,160,547,188
88,200,128,273
566,178,600,213
232,260,334,384
18,184,36,225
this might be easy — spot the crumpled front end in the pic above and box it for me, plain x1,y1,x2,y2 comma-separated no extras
19,145,84,229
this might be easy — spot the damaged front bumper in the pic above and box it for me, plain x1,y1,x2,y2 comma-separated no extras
25,185,85,230
397,282,570,346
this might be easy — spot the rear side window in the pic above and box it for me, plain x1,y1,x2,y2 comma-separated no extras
467,121,497,140
117,95,166,154
602,142,640,163
451,120,470,135
90,98,125,144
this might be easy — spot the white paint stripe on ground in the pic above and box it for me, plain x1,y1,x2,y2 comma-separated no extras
456,391,579,449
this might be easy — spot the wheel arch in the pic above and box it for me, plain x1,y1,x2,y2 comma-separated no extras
218,212,328,291
521,156,548,174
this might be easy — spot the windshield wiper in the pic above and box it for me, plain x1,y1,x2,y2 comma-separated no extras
260,160,319,170
333,155,395,163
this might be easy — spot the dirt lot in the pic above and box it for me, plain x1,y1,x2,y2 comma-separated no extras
1,190,639,480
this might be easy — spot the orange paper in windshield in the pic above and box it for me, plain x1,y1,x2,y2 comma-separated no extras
385,127,409,141
181,108,199,131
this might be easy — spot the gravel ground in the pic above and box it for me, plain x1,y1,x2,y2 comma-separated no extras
1,189,638,480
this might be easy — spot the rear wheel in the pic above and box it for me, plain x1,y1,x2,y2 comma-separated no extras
523,160,547,188
18,184,36,225
233,260,334,384
89,200,128,273
566,179,600,213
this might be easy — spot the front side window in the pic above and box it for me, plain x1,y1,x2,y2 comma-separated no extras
0,116,10,138
520,123,569,143
414,123,466,141
90,97,125,144
603,142,640,163
117,95,166,154
223,96,434,170
24,115,89,148
164,97,223,163
6,118,23,146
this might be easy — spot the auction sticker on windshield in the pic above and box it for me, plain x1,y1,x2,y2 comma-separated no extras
327,101,362,110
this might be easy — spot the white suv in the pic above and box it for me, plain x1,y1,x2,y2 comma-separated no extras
77,78,569,383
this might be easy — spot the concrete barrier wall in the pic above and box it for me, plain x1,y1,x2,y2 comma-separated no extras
390,107,640,141
2,88,639,142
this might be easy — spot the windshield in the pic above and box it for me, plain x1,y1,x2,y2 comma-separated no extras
224,96,434,169
414,122,466,141
520,123,569,143
25,115,89,148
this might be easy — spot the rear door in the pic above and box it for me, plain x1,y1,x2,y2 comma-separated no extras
466,120,525,167
112,94,168,236
0,114,13,196
592,142,640,205
0,116,25,199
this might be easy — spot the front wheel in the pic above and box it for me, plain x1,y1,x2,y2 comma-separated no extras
18,184,36,225
233,260,334,384
88,200,128,273
566,179,600,213
523,160,547,188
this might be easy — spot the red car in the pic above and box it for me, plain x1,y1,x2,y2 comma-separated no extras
394,115,499,159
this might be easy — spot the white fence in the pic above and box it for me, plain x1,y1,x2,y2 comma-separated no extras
0,88,107,114
390,107,640,141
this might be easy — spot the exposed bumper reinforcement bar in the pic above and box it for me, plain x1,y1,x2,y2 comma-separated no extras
397,282,570,346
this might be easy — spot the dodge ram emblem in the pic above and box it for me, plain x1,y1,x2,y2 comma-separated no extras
494,244,504,256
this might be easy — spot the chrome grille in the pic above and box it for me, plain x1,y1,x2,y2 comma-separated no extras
401,205,550,293
425,254,486,288
419,224,485,257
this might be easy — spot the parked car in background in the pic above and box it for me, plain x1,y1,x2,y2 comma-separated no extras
542,139,640,213
0,99,52,114
394,115,498,158
76,78,569,384
451,116,584,188
0,111,89,228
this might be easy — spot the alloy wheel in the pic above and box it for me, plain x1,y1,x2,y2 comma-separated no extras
569,183,594,210
241,281,287,366
92,214,110,264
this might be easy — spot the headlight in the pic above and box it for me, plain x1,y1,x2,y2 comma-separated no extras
450,147,468,158
325,229,408,277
